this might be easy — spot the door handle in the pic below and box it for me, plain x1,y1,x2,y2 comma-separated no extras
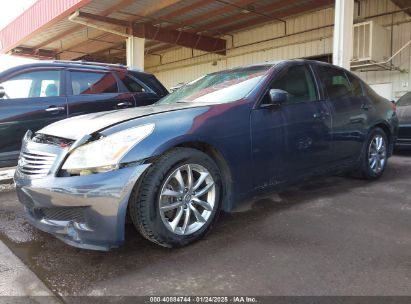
116,102,133,108
361,103,371,110
313,111,330,119
45,106,65,112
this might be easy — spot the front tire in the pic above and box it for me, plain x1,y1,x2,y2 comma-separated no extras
129,148,222,247
359,127,388,180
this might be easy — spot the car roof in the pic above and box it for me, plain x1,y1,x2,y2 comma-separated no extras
203,59,347,78
0,60,154,79
231,59,328,67
269,59,351,69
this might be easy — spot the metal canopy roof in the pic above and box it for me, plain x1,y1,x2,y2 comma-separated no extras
0,0,334,63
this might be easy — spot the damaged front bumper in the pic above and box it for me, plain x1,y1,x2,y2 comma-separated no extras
14,132,150,251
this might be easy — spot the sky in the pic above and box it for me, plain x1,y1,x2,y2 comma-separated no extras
0,0,37,72
0,0,37,30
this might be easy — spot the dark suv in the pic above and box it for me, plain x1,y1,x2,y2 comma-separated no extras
0,61,168,167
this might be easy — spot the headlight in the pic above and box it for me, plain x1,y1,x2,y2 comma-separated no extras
62,123,154,175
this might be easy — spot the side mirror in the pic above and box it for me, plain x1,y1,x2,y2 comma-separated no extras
268,89,288,105
0,86,5,98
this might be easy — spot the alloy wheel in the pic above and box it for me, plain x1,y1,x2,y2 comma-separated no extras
159,164,216,235
368,134,386,174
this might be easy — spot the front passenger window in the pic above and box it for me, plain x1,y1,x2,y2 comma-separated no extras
267,65,318,104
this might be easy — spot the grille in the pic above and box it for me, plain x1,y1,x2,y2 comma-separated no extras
18,151,57,178
35,207,87,223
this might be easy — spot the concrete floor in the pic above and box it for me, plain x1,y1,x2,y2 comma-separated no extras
0,153,410,299
0,167,14,185
0,240,59,300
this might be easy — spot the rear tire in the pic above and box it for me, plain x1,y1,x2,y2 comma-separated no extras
129,148,222,247
358,127,388,180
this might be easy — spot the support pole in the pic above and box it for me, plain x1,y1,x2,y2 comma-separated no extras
126,37,145,71
333,0,354,69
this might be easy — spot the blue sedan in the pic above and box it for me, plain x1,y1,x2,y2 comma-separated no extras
14,60,398,250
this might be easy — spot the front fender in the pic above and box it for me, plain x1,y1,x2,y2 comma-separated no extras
115,108,219,164
103,102,254,210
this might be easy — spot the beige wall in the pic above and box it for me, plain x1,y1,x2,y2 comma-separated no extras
356,0,411,99
144,0,411,100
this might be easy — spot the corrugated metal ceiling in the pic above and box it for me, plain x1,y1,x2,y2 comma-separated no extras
3,0,334,61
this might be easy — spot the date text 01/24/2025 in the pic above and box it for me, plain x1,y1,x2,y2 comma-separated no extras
149,296,258,303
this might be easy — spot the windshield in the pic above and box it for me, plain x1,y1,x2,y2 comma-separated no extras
157,65,272,105
397,92,411,107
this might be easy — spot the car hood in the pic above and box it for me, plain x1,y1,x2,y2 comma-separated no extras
39,103,210,140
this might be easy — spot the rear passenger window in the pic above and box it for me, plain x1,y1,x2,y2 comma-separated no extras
136,73,169,96
70,71,118,95
268,65,318,104
122,75,145,93
317,66,352,99
346,73,363,96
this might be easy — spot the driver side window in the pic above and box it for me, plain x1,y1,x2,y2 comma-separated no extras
263,65,318,105
0,70,61,99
